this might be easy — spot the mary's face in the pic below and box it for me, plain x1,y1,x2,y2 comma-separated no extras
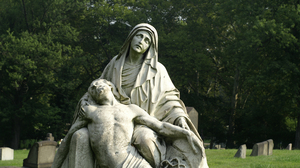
130,30,152,54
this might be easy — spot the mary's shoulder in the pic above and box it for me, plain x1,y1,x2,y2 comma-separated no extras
156,62,168,71
156,62,172,77
107,55,119,64
101,55,118,75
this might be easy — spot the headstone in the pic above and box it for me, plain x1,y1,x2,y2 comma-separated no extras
266,139,274,155
0,147,14,160
234,144,247,158
23,139,57,168
186,107,198,131
45,133,54,141
286,143,292,150
250,141,267,156
250,139,273,156
203,143,210,149
214,144,221,149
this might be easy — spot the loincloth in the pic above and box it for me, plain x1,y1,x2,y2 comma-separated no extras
121,146,152,168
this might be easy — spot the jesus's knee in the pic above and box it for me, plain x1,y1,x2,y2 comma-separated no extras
133,126,157,148
133,126,166,168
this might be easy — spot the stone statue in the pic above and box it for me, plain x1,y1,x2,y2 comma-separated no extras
52,79,201,168
52,23,208,168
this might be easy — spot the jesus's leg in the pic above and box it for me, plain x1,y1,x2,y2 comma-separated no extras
68,128,94,168
132,125,166,168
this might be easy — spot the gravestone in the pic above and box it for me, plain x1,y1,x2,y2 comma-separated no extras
250,139,273,156
234,144,247,158
0,147,14,160
45,133,54,141
266,139,274,155
214,144,221,149
250,141,267,156
23,134,57,168
186,107,198,131
286,143,292,150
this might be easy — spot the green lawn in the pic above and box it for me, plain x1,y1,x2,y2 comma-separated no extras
0,149,29,167
206,149,300,168
0,149,299,167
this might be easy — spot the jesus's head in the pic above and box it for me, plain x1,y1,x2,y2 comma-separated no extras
88,79,115,105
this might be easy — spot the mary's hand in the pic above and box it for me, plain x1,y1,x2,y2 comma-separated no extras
175,117,190,130
185,130,198,154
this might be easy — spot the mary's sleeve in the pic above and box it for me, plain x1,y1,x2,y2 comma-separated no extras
72,92,96,125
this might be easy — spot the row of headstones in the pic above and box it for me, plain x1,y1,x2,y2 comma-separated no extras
234,139,293,159
203,143,226,149
234,139,274,159
0,133,57,168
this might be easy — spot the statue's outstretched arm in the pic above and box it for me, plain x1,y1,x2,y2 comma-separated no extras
132,105,198,154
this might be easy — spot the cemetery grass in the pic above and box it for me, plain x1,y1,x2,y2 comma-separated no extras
0,149,28,167
0,149,300,167
206,149,300,168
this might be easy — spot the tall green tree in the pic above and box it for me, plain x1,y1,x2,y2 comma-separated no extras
0,0,86,148
160,0,300,148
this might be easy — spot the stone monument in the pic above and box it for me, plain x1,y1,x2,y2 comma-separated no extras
286,143,292,150
234,144,247,158
23,134,57,168
186,107,199,131
250,139,273,156
0,147,14,160
51,23,209,168
45,133,55,141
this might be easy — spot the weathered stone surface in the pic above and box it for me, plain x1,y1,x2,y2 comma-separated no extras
51,23,209,168
52,79,209,168
286,143,292,150
165,137,208,168
23,140,57,168
250,142,267,156
250,139,273,156
267,139,274,155
0,147,14,160
234,144,247,158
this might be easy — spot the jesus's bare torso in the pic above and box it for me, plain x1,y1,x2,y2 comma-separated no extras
85,103,136,168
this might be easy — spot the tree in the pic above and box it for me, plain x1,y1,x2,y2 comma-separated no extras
0,0,86,148
159,0,300,148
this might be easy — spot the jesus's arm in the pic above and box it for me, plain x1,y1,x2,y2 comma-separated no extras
131,105,198,154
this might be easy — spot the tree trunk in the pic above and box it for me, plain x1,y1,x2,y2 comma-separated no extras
227,66,239,148
11,116,21,149
294,113,300,149
21,0,30,32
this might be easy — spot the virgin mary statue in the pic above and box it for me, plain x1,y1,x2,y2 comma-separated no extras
53,23,208,168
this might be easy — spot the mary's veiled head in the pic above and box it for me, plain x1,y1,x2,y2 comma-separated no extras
117,23,158,63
